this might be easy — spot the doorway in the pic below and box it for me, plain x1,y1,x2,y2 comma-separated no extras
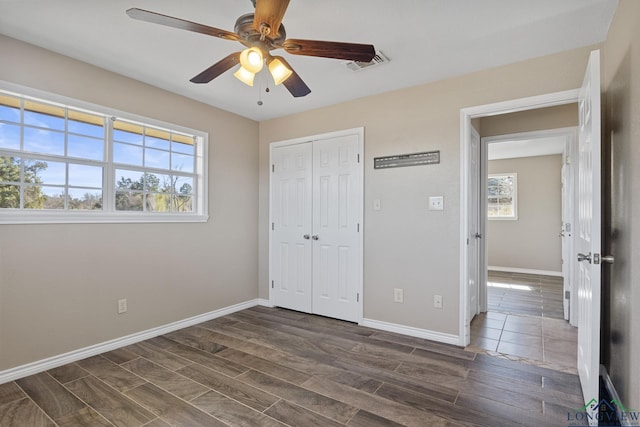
461,49,604,408
482,128,577,320
461,90,579,370
471,128,578,368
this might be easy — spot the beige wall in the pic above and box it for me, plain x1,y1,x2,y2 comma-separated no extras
259,45,598,335
602,0,640,409
478,104,578,137
487,155,562,273
0,36,259,371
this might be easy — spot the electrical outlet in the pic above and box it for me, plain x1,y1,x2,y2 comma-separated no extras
434,295,443,309
428,196,444,211
394,288,404,303
118,298,127,314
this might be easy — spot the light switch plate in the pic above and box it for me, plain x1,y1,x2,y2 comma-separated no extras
429,196,444,211
373,199,381,211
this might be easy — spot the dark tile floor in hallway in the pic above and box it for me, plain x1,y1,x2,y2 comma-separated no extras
468,272,578,373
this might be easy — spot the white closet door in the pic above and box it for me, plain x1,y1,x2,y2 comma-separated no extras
270,142,313,313
311,135,361,322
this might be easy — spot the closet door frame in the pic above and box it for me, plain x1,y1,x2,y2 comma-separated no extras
268,127,364,323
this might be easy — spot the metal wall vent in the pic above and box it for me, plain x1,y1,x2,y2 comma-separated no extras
345,51,389,71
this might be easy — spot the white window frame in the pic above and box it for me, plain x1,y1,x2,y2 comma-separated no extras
487,173,518,220
0,81,208,224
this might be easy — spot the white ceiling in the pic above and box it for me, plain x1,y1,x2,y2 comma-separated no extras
0,0,618,121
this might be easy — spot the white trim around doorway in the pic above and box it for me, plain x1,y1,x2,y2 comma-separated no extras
459,89,580,347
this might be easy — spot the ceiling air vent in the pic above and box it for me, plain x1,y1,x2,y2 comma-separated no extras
345,51,389,72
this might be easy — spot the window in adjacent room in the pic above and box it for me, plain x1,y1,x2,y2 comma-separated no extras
487,173,517,220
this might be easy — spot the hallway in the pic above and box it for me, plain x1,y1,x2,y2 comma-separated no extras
468,272,577,373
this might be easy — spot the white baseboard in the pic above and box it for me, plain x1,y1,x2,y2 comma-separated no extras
0,299,259,384
360,318,460,346
488,266,563,277
258,298,274,307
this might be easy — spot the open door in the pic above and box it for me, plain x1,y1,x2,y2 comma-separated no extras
561,133,575,323
467,127,481,323
575,50,602,416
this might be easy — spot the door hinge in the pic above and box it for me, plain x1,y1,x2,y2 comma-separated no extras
466,238,469,245
357,293,359,302
357,223,360,232
271,222,274,231
565,290,570,299
271,280,274,289
357,153,360,163
272,164,275,173
566,156,571,165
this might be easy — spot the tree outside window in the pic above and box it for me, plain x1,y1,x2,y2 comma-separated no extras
488,173,517,219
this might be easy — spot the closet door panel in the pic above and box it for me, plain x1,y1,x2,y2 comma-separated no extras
270,142,313,312
312,135,361,322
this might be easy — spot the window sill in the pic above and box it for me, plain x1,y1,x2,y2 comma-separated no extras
488,216,519,221
0,211,209,224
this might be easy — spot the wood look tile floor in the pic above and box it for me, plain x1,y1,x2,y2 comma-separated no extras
469,272,578,373
0,306,587,427
487,272,565,319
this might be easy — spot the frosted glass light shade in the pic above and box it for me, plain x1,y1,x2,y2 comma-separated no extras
268,57,293,85
239,47,264,73
233,66,255,86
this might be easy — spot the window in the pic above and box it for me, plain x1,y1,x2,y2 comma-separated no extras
488,173,517,219
0,85,208,223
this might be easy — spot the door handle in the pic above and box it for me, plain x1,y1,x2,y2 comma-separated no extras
312,235,319,240
303,234,310,240
474,233,482,239
577,252,592,263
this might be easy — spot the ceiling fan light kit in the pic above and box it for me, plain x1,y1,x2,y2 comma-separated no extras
126,0,376,98
233,66,257,86
267,56,293,85
239,47,264,73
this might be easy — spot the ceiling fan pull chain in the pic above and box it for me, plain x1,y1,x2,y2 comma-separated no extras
257,71,265,106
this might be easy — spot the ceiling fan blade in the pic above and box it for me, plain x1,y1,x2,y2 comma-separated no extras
277,57,311,97
126,8,240,41
253,0,290,37
190,52,241,84
283,39,376,62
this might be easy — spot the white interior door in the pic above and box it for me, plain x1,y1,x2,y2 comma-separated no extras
311,135,362,322
561,134,576,324
467,127,481,322
270,142,313,313
561,160,571,321
576,50,602,414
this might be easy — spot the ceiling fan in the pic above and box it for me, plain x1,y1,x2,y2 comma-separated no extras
126,0,376,98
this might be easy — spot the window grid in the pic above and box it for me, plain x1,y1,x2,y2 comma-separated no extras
111,118,197,214
487,173,518,220
0,86,207,223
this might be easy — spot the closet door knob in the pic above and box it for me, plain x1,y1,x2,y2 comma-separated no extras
303,234,310,240
312,235,319,240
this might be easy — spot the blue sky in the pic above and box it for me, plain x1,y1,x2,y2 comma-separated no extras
1,102,195,195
